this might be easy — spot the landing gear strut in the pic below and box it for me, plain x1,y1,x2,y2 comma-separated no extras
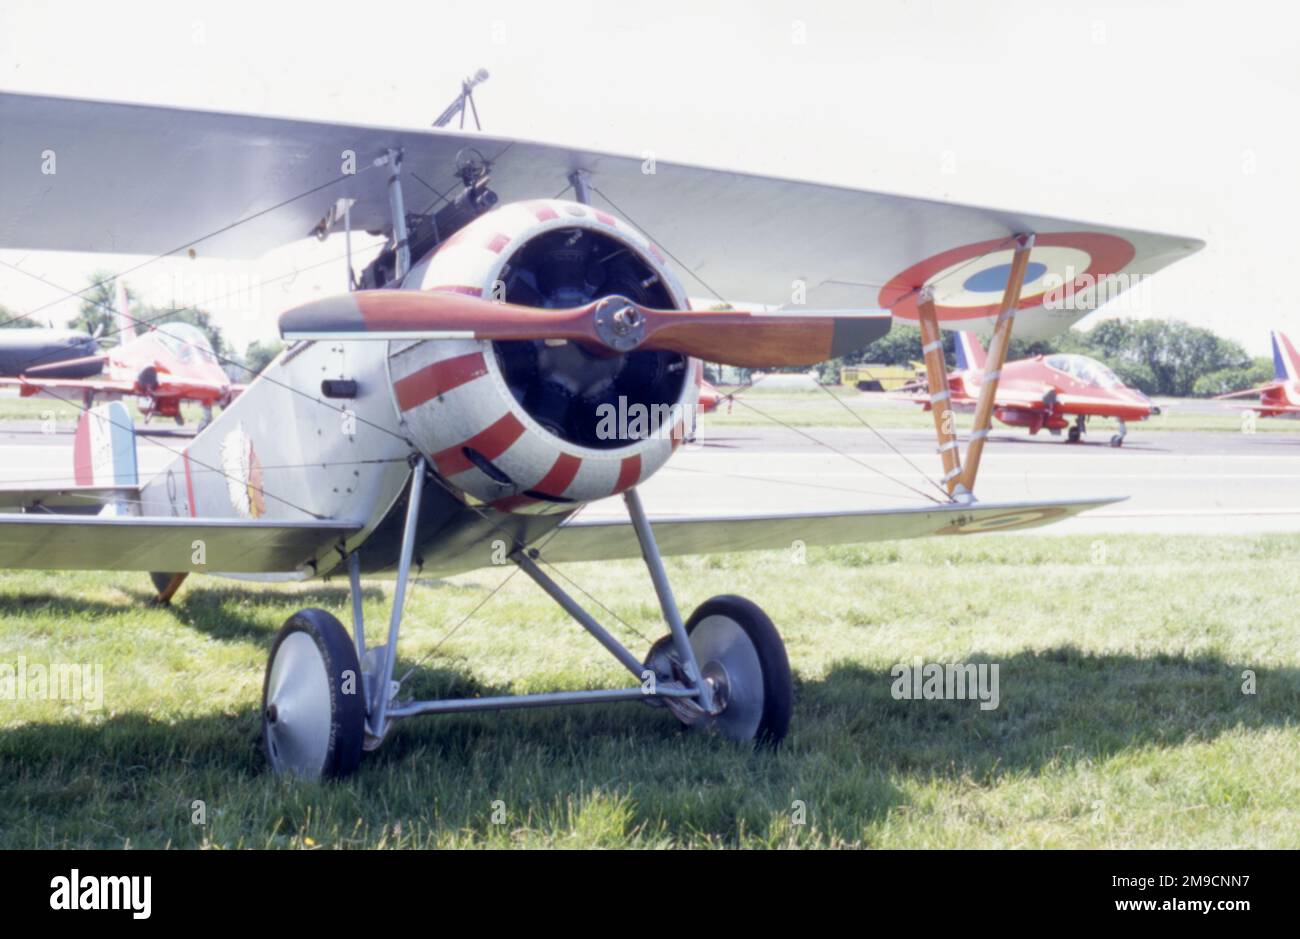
258,459,793,779
1110,418,1128,447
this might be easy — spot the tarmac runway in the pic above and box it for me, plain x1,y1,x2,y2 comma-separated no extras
591,423,1300,536
1,419,1298,536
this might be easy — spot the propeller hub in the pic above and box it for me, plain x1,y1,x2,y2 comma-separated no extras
593,296,647,352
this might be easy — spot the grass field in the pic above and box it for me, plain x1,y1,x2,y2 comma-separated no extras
2,533,1296,849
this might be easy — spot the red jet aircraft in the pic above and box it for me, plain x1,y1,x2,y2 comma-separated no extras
900,331,1156,446
1215,331,1300,418
0,282,241,426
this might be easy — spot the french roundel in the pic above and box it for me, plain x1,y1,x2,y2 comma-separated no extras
882,233,1136,323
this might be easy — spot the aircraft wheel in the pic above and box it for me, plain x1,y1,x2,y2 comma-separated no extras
685,595,793,746
1067,426,1081,443
1110,434,1124,447
262,608,364,779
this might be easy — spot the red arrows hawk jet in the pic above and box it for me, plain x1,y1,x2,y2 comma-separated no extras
900,331,1157,446
1215,331,1300,418
0,282,240,426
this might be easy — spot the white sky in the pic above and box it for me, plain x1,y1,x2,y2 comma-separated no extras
1,0,1296,356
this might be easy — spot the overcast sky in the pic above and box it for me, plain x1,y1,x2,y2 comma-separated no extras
1,0,1295,356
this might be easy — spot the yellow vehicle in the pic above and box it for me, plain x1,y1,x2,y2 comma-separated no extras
840,362,925,391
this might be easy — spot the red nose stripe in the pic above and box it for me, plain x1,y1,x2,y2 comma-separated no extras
533,452,582,497
527,202,559,222
488,453,583,513
430,412,526,477
613,454,642,494
394,351,488,411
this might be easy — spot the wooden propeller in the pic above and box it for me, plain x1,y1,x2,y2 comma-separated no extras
279,290,890,369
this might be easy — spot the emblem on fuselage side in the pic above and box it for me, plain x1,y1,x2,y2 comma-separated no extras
220,422,265,519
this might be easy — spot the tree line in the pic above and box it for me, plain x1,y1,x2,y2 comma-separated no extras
814,319,1275,398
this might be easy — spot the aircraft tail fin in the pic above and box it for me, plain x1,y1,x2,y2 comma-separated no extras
73,401,139,517
1271,331,1300,382
954,331,987,372
114,280,137,341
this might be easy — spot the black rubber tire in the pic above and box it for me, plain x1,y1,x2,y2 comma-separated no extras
686,594,793,747
1067,426,1081,443
1110,434,1124,447
261,608,365,779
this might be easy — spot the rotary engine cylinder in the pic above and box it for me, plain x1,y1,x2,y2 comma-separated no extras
388,198,700,514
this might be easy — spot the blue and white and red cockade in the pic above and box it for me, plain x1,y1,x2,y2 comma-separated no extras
882,232,1136,328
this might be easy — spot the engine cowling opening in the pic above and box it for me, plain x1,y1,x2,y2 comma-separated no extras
492,226,687,450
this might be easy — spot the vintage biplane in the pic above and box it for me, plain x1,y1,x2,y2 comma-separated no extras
0,281,239,426
0,90,1202,778
897,331,1157,446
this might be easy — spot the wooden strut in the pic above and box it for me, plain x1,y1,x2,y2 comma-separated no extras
956,233,1035,496
916,287,964,496
155,572,188,606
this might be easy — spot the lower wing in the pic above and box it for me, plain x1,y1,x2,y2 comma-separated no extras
0,514,362,573
536,497,1120,564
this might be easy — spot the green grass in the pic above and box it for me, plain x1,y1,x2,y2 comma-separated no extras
0,393,208,425
704,384,1292,434
2,533,1297,848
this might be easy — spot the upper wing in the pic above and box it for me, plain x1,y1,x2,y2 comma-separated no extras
0,92,1202,330
0,514,361,573
536,497,1119,565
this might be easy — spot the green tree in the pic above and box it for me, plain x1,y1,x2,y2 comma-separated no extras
68,270,134,338
1192,358,1273,397
0,304,43,328
243,339,285,376
1077,319,1251,397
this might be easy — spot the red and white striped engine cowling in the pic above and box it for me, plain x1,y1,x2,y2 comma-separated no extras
388,198,699,514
